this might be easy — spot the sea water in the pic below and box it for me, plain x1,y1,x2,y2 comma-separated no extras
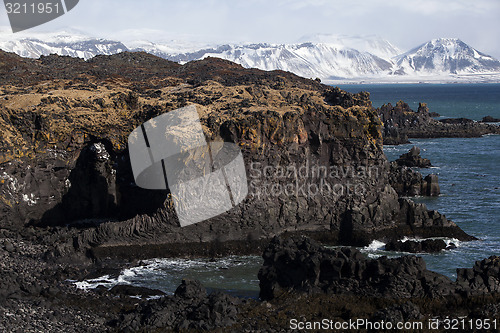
76,84,500,296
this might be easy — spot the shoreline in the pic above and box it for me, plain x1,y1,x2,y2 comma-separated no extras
1,233,499,332
0,52,498,331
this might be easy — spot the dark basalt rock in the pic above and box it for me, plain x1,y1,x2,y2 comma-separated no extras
109,285,166,299
258,236,456,300
323,86,372,108
439,117,475,124
0,52,472,261
423,174,440,196
371,301,423,323
396,146,432,168
481,115,500,122
259,236,500,303
456,256,500,294
117,279,239,332
385,238,448,253
388,161,440,197
174,278,206,299
378,101,500,144
429,112,440,117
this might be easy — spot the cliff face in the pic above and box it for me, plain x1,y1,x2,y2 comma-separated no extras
378,101,500,144
0,51,471,258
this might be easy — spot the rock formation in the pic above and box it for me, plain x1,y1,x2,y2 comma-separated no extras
481,115,500,123
388,162,440,197
0,50,473,260
378,101,500,144
396,146,432,168
117,279,240,331
259,236,500,300
385,238,453,253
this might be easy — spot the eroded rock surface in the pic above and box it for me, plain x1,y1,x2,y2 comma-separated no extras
378,101,500,144
0,51,472,259
259,236,500,301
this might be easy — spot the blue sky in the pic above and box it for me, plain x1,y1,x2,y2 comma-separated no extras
1,0,499,57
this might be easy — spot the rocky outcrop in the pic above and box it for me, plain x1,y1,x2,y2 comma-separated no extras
0,230,497,332
117,279,239,332
422,174,440,196
481,115,500,123
389,162,440,197
378,101,500,144
388,146,440,197
456,257,500,294
396,146,431,168
0,51,472,260
439,117,475,124
385,238,454,253
259,236,500,301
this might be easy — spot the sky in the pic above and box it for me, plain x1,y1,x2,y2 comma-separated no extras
0,0,499,57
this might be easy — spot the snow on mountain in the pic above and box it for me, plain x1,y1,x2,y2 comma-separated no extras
0,38,127,59
393,38,500,75
298,34,401,59
0,29,499,83
126,40,216,57
0,29,127,59
162,42,392,79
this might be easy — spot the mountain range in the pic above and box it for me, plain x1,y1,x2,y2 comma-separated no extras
1,31,499,83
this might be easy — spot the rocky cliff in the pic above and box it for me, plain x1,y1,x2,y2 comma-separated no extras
0,51,472,260
378,101,500,145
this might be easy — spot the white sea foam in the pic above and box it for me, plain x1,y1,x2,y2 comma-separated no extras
399,236,461,248
73,255,262,295
363,240,386,252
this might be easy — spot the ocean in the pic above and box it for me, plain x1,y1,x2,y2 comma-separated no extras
76,84,500,298
339,83,500,120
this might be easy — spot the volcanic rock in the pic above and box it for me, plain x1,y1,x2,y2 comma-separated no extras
117,279,239,332
0,51,472,259
385,239,448,253
388,162,440,197
258,236,456,300
481,115,500,122
396,146,432,168
378,101,500,144
259,236,500,302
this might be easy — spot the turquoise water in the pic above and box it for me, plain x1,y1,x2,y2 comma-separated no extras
338,83,500,120
76,85,499,295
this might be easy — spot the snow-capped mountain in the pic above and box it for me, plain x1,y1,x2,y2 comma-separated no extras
393,38,500,75
0,29,128,59
297,34,401,59
159,43,393,79
1,30,499,83
1,38,127,59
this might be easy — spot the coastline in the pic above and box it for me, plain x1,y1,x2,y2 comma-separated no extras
0,51,499,331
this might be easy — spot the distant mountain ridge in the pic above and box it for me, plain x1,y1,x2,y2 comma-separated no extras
394,38,500,75
1,31,499,83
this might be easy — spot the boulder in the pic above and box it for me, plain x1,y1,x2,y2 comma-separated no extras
396,146,432,168
481,115,500,122
456,256,500,294
385,239,447,253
